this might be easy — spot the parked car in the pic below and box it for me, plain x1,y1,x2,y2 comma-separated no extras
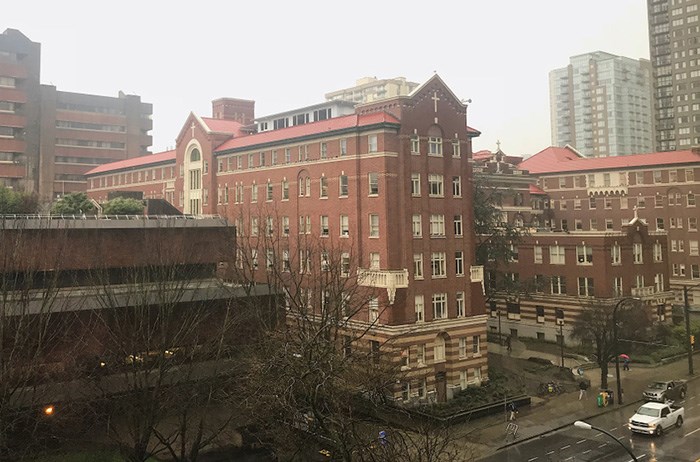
629,402,684,436
642,380,687,402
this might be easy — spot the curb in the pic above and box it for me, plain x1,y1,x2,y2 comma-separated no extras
492,369,700,453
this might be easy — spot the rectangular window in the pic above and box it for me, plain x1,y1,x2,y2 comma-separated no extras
369,298,379,323
432,293,447,319
340,215,349,236
472,335,481,355
656,218,665,230
613,277,623,297
428,137,443,155
688,193,696,206
417,344,426,364
414,295,426,322
341,253,350,276
654,170,662,183
459,337,467,358
320,142,327,159
368,172,379,195
606,219,614,230
428,174,444,197
589,197,597,209
551,276,566,295
431,252,447,278
549,245,565,264
534,246,543,263
611,244,621,264
340,138,347,156
578,277,595,297
320,215,329,236
576,244,593,264
633,243,643,263
456,292,465,317
369,252,380,270
368,135,378,153
455,251,464,276
339,174,348,196
429,214,445,237
266,181,273,201
320,176,328,198
284,148,291,163
369,214,379,237
454,215,463,236
452,176,462,197
411,173,421,196
411,136,420,154
412,214,422,237
654,274,665,293
452,140,461,158
654,242,663,261
690,217,698,230
282,180,289,200
251,217,259,237
281,216,289,236
414,254,424,279
536,306,545,323
690,240,699,256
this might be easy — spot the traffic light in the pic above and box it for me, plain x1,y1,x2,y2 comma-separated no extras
691,335,695,346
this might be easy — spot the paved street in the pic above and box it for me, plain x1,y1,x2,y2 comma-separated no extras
469,341,700,461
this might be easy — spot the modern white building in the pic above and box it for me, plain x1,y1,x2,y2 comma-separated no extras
549,51,654,157
325,76,419,104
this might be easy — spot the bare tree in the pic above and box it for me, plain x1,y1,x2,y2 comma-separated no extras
0,218,83,460
229,205,476,461
571,298,651,389
79,220,256,462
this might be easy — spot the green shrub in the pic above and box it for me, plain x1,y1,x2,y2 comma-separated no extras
102,197,144,215
51,192,95,215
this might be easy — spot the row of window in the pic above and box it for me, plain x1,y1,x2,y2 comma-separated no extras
494,273,666,297
554,215,699,232
215,134,464,174
92,166,176,189
531,242,663,266
551,168,696,189
547,192,696,212
401,335,481,370
234,213,466,243
414,291,468,321
413,251,467,279
216,173,463,204
400,367,483,402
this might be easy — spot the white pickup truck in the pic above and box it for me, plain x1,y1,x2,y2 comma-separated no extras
629,402,684,436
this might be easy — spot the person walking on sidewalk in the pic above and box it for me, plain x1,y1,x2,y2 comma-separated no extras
623,358,630,371
506,335,512,353
578,380,588,400
507,401,518,421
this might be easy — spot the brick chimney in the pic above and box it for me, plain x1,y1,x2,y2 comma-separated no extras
211,98,255,125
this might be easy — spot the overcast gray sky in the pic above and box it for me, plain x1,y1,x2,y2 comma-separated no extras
5,0,650,157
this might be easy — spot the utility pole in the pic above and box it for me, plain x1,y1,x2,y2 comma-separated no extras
559,322,565,368
684,286,694,375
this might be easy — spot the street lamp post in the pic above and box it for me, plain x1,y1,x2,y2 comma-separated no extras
497,309,502,345
613,297,639,406
559,321,565,368
684,286,695,376
574,421,637,461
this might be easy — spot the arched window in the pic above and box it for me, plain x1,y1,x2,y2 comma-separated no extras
190,148,201,162
434,335,446,361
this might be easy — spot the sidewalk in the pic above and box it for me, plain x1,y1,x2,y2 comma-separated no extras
461,340,698,459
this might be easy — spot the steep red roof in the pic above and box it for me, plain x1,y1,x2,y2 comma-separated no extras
85,150,176,176
521,148,700,174
529,184,547,195
519,146,583,173
215,112,400,152
200,117,245,136
472,149,492,160
467,125,481,136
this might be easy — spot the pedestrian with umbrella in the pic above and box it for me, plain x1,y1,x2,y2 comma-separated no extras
620,353,630,371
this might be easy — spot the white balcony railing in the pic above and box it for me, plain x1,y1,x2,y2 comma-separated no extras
631,286,656,298
470,265,485,295
357,268,409,304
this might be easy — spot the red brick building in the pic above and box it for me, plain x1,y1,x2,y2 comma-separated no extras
0,29,152,200
473,146,694,342
87,75,489,402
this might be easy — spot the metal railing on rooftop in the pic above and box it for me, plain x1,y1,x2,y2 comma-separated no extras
0,213,224,221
